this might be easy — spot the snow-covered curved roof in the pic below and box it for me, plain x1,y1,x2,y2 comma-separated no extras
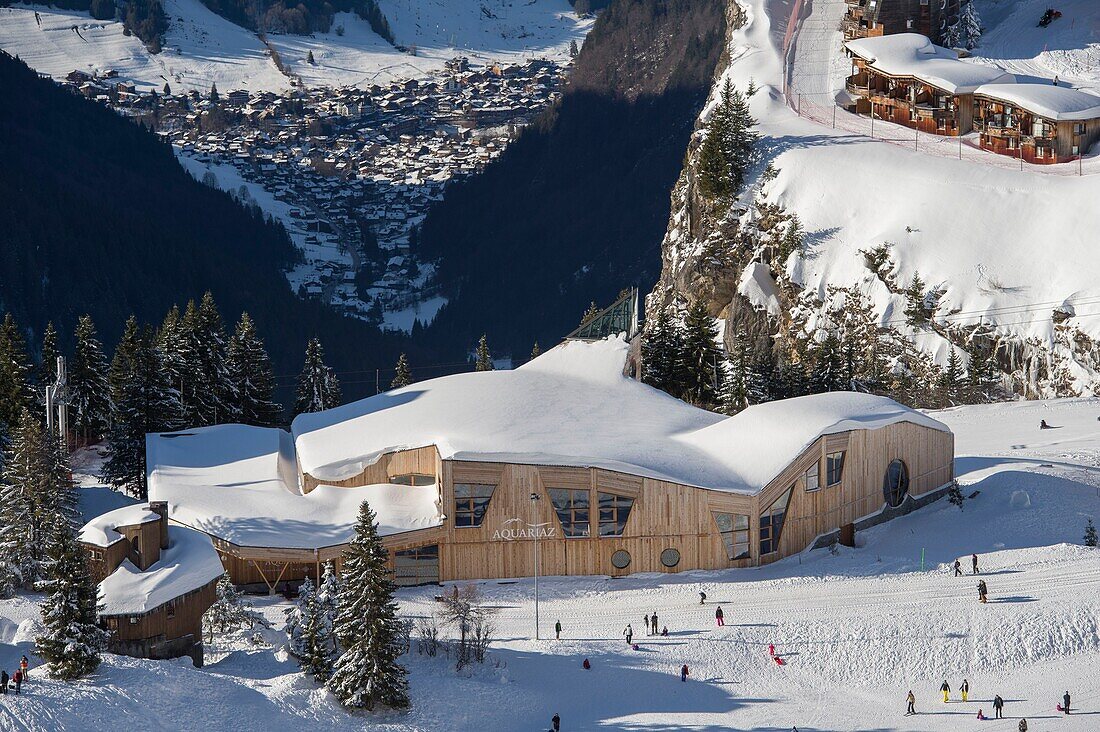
845,34,1013,94
292,337,950,495
80,504,160,547
95,521,225,616
974,83,1100,121
146,424,442,549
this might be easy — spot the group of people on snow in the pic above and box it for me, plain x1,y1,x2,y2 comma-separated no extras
0,656,29,695
920,679,1073,723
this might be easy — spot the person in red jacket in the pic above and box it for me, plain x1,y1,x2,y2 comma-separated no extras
715,606,725,627
12,670,22,694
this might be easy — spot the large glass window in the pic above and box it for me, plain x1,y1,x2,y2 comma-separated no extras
597,493,634,537
826,451,845,487
454,483,496,527
883,459,909,508
713,512,751,560
393,545,439,586
390,474,435,486
548,488,590,538
802,462,820,492
759,488,793,556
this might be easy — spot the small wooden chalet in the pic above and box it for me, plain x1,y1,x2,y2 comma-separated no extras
844,34,1012,135
841,0,959,45
80,503,224,666
973,83,1100,164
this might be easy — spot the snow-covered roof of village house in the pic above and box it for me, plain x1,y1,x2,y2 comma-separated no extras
292,337,950,495
86,513,225,616
845,34,1013,94
146,424,442,548
79,504,161,548
973,83,1100,121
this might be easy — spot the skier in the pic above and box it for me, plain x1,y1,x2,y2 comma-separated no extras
555,619,562,640
13,669,22,695
644,614,650,635
582,658,591,670
1040,419,1051,429
681,664,689,682
993,694,1004,719
977,579,988,603
651,612,659,635
552,713,560,731
972,553,979,574
0,669,6,694
940,680,951,703
954,559,962,577
624,624,633,645
715,606,724,627
699,591,707,605
905,690,916,715
1063,691,1071,715
961,678,969,702
1019,719,1028,732
19,655,28,678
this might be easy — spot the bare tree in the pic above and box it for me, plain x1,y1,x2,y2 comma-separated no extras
439,585,496,670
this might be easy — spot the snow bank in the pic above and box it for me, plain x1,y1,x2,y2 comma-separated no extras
845,33,1012,93
738,262,782,316
293,337,947,494
80,504,160,547
98,525,225,616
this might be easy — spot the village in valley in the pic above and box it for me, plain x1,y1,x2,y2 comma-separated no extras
62,55,569,329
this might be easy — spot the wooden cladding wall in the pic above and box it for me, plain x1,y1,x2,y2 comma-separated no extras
109,580,217,644
302,445,440,492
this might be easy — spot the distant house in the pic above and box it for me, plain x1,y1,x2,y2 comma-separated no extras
80,502,224,666
841,0,959,45
973,84,1100,163
844,34,1012,135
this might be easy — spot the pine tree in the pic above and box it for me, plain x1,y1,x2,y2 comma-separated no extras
35,518,107,679
0,313,33,439
747,337,776,405
677,300,720,407
642,309,685,397
530,342,542,360
947,482,965,510
329,501,410,710
203,573,261,641
726,81,760,193
209,81,219,102
579,301,600,326
306,49,316,64
569,39,579,57
811,331,844,393
959,0,982,49
36,321,60,393
1085,518,1098,547
285,576,316,658
104,318,179,499
294,338,342,416
227,313,282,427
69,315,112,442
904,274,928,327
697,83,734,200
192,292,236,425
939,347,963,407
390,353,412,389
300,591,337,681
777,214,803,265
163,82,171,95
156,304,194,427
720,330,750,415
474,335,493,372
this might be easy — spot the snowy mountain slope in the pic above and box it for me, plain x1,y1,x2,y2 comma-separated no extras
652,0,1100,397
0,0,591,91
1,399,1098,730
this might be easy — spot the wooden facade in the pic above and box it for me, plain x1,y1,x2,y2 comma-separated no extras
974,94,1100,164
213,418,953,587
842,0,958,45
846,55,971,135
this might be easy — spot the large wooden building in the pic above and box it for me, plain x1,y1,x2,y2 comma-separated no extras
80,503,225,666
973,83,1100,164
841,0,959,46
147,337,954,594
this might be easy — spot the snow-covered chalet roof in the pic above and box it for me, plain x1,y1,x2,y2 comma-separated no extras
146,424,442,549
974,83,1100,121
292,337,950,495
845,34,1013,94
92,519,225,616
79,504,160,548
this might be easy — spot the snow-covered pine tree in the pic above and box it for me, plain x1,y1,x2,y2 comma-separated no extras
285,576,316,658
942,18,962,48
294,338,342,416
677,300,720,407
720,330,750,415
47,426,80,529
810,331,845,393
192,292,236,425
776,214,803,265
35,514,107,679
316,560,341,626
698,80,734,200
227,313,282,427
747,337,776,405
1085,518,1098,547
329,501,410,711
959,0,982,50
300,592,337,681
0,313,33,440
939,347,964,407
69,315,112,442
642,308,685,397
104,318,179,499
203,573,262,641
156,304,194,427
36,321,60,394
474,335,493,372
904,273,929,327
390,353,412,389
726,81,760,194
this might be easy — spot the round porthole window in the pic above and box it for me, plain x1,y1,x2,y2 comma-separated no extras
660,548,681,568
611,550,631,569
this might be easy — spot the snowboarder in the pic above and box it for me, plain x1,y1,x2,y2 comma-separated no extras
954,559,962,576
906,690,916,715
644,614,650,635
555,619,562,640
13,670,22,694
552,713,560,731
681,664,689,682
699,591,707,604
940,680,951,703
624,624,633,645
1063,691,1071,715
972,553,979,574
0,669,6,694
651,612,658,635
1019,719,1028,732
582,658,590,670
978,580,988,603
19,655,28,678
715,606,724,627
961,679,969,702
661,626,669,637
993,694,1004,719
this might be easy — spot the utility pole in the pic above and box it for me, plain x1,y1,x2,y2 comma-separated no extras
530,491,542,640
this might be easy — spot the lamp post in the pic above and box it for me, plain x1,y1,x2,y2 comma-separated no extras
530,491,542,640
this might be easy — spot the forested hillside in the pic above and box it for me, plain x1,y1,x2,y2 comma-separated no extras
417,0,728,358
197,0,391,37
0,51,408,395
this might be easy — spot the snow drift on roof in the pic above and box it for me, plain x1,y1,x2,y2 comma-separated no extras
147,424,442,548
845,34,1013,94
974,83,1100,121
97,524,224,616
80,504,160,547
292,337,950,494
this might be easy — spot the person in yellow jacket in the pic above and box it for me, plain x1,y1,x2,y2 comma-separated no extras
961,679,969,702
940,680,951,703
